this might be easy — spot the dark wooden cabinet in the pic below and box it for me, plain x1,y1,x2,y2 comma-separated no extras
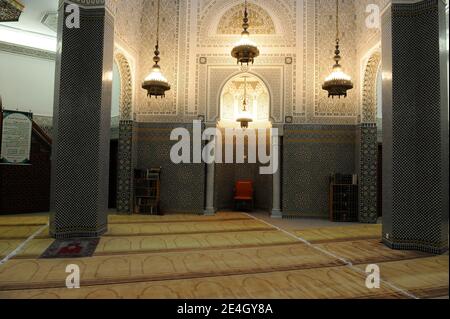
329,174,359,222
134,168,161,215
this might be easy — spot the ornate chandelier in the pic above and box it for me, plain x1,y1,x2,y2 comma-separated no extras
142,0,171,98
322,0,353,98
231,0,260,65
236,77,253,129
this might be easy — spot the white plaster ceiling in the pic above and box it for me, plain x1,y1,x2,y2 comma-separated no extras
0,0,58,51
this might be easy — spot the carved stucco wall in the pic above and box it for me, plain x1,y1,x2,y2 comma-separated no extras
53,0,389,217
1,1,388,126
355,0,389,123
131,0,381,125
135,0,180,121
362,51,381,124
112,0,143,123
355,0,390,61
113,0,144,56
217,3,276,35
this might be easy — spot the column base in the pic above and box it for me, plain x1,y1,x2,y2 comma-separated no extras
50,225,107,240
204,208,216,216
271,209,283,219
383,238,448,255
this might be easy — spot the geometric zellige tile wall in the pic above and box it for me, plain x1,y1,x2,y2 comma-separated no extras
358,124,378,224
50,5,114,238
382,0,449,254
117,120,133,213
282,125,356,218
135,122,206,214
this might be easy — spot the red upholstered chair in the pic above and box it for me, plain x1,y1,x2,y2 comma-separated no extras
234,180,254,211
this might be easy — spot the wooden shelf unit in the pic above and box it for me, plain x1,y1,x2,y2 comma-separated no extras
329,174,359,222
134,168,161,215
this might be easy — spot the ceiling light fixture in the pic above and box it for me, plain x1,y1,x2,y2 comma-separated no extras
322,0,354,98
236,76,253,129
142,0,171,98
231,0,260,65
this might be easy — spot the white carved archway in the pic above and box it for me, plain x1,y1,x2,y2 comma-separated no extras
219,73,271,128
362,52,382,123
114,52,133,121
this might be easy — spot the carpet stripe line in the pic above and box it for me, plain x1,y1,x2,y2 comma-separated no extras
243,213,419,300
0,224,49,267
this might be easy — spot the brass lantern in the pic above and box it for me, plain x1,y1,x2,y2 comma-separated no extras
236,77,253,129
231,0,260,65
142,0,171,98
322,0,354,98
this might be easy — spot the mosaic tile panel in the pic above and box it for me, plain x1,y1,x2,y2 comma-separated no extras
358,124,378,224
282,125,356,218
135,122,205,214
117,120,133,213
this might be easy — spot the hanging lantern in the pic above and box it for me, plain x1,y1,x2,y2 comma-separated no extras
322,0,354,98
231,0,260,65
142,0,171,98
236,77,253,129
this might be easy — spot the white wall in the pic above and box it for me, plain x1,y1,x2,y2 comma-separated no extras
0,51,55,116
0,51,121,119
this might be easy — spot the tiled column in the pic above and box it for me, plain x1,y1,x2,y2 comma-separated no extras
50,1,115,238
381,0,449,254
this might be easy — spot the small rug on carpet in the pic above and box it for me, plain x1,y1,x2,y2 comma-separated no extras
40,238,100,259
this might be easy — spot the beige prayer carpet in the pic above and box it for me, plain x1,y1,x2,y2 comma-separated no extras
0,213,447,299
294,224,382,244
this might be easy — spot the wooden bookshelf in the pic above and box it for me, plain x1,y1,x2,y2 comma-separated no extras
134,168,161,215
329,174,359,222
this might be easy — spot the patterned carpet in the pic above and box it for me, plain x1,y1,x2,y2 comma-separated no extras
0,213,448,299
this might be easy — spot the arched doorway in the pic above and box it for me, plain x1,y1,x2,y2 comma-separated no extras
214,73,273,212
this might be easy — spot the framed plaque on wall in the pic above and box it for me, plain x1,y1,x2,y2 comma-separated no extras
0,109,33,165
